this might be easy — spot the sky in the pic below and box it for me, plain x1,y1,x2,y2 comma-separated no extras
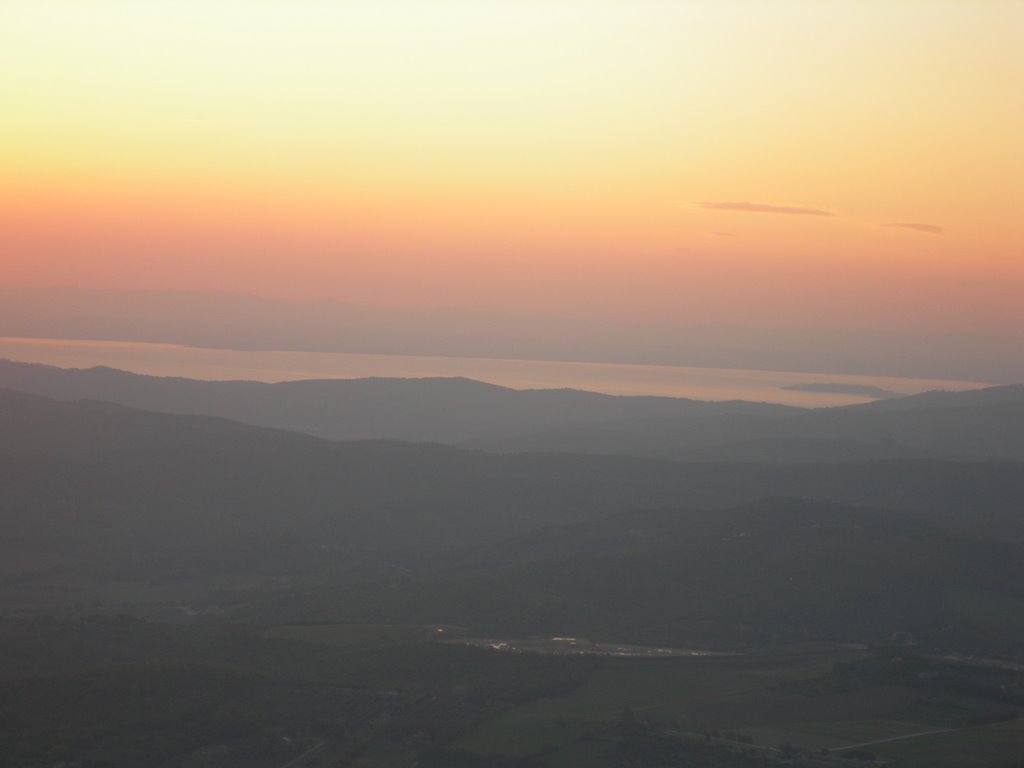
1,0,1022,335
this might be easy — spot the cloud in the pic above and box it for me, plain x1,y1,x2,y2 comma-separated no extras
693,203,944,237
883,222,944,235
695,201,834,217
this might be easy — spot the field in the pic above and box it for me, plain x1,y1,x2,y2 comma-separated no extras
258,623,428,648
456,645,1024,766
460,647,859,753
867,718,1024,768
2,614,1022,767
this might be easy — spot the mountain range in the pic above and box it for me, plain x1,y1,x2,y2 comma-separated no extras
2,359,1024,654
1,358,1022,462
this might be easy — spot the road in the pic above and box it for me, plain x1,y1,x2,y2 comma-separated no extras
828,723,992,753
277,740,328,768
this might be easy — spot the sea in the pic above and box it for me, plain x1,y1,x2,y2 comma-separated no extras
0,336,987,408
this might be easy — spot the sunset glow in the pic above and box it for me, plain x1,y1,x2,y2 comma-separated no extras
2,0,1021,333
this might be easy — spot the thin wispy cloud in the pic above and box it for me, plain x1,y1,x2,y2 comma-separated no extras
884,222,944,235
696,201,834,217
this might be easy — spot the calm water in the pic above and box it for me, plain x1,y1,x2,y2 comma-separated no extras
0,337,986,408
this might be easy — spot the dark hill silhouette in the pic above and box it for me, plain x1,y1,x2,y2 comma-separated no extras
0,359,794,444
2,390,1024,661
470,397,1024,462
2,389,1023,580
849,382,1024,411
1,360,1022,462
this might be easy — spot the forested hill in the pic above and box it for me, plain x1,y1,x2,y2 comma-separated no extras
2,388,1023,574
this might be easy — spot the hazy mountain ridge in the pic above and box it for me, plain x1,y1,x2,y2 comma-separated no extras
0,359,796,444
3,387,1024,767
2,359,1021,462
471,397,1024,462
2,389,1023,576
847,382,1024,411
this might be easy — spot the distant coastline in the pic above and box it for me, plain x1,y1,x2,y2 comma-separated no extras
782,382,901,399
0,336,985,409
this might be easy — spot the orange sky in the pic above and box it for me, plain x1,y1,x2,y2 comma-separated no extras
1,0,1021,333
